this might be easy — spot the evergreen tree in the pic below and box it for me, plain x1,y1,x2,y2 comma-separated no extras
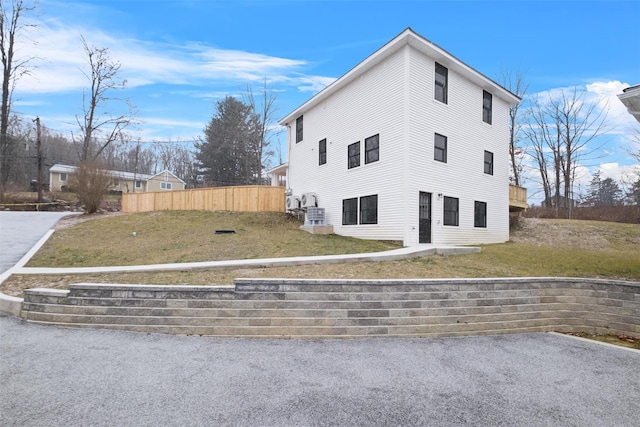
584,171,623,206
628,177,640,206
195,96,261,186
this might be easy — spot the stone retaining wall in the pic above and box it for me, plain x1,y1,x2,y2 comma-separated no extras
20,278,640,338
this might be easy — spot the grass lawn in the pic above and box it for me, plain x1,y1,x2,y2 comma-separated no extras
1,212,639,299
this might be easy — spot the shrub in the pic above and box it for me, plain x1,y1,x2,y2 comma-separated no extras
69,161,112,213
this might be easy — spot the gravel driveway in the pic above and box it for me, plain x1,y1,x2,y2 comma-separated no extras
1,317,638,427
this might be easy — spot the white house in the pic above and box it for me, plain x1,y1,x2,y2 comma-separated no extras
278,28,521,246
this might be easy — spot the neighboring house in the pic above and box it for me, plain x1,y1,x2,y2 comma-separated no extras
277,28,520,246
618,84,640,123
49,164,186,193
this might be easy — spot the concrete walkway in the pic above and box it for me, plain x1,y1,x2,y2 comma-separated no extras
11,245,478,275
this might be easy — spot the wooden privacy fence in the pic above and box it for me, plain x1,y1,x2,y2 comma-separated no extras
121,186,286,213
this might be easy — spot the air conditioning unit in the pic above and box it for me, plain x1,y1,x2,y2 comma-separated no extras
286,195,301,210
301,192,317,208
305,207,326,225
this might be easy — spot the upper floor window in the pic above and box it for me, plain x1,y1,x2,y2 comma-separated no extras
364,134,379,164
60,172,67,182
342,198,358,225
319,138,327,165
443,196,459,226
359,194,378,225
482,90,492,124
435,62,448,104
348,141,360,169
135,180,142,188
474,201,487,228
161,182,172,190
484,150,494,175
434,133,447,163
295,115,303,143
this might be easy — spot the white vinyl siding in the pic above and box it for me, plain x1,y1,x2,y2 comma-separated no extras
406,46,509,245
287,37,512,246
286,47,407,242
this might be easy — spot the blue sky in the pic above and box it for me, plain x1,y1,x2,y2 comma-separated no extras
12,0,640,199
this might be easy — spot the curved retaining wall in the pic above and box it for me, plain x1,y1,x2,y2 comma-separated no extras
20,278,639,339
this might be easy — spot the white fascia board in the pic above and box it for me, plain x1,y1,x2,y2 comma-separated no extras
279,28,521,125
265,163,289,175
617,85,640,122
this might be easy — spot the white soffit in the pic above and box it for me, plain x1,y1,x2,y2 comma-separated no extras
618,85,640,123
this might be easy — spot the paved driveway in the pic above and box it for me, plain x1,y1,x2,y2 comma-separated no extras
1,317,638,427
0,211,78,274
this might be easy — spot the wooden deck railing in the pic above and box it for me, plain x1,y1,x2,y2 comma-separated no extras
509,185,528,211
121,186,286,213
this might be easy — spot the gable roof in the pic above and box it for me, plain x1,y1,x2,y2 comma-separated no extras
149,169,187,185
618,84,640,123
280,27,521,125
50,164,153,182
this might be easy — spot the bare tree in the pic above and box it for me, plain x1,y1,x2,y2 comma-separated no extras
497,67,528,186
0,0,35,199
525,87,607,214
246,78,278,179
630,129,640,163
76,35,136,161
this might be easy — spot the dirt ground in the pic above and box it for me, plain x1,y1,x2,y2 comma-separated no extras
52,210,126,230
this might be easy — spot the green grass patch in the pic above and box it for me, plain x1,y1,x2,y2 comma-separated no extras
27,211,400,267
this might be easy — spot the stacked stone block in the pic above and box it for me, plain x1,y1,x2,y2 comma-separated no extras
20,278,639,338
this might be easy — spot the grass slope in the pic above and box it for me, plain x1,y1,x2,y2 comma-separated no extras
28,211,401,267
2,212,639,299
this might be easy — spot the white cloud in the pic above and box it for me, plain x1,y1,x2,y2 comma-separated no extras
586,81,640,136
598,162,639,183
15,19,333,97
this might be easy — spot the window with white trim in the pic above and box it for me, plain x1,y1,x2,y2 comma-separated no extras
161,182,172,190
364,134,379,164
474,201,487,228
443,196,459,226
296,115,303,143
482,90,492,124
435,62,448,104
319,138,327,165
342,198,358,225
484,150,494,175
434,133,447,163
359,194,378,225
348,142,360,169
